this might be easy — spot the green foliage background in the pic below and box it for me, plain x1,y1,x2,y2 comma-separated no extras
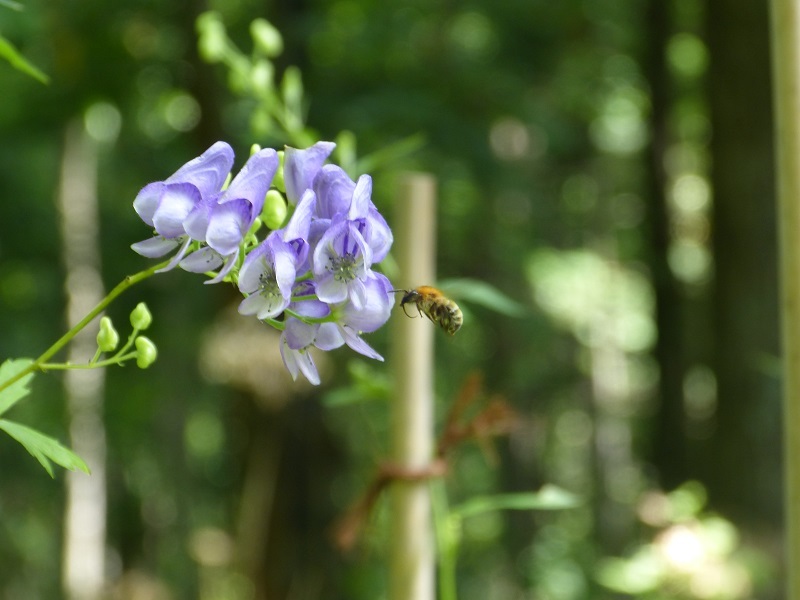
0,0,781,598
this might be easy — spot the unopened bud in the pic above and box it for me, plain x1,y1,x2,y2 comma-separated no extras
96,317,119,352
130,302,153,330
262,190,287,230
135,336,158,369
250,59,274,94
272,151,285,193
251,19,283,57
197,12,228,63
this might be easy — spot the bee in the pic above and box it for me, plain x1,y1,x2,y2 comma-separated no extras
394,285,463,336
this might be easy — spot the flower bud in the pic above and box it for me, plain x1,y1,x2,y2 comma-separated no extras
272,151,285,193
135,336,158,369
281,66,303,109
251,19,283,57
130,302,153,330
197,12,228,63
96,316,119,353
261,190,287,230
250,59,274,95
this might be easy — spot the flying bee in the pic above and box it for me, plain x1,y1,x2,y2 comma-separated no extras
393,285,463,336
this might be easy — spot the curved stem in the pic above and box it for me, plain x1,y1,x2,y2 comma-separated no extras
0,260,169,394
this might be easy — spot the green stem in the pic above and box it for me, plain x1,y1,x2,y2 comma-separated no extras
0,260,169,394
431,479,458,600
41,352,137,371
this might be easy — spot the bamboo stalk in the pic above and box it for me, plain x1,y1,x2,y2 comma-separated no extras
58,121,107,600
389,173,437,600
770,2,800,597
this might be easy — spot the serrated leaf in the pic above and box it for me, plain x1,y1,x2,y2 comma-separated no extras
0,358,35,416
0,34,49,83
438,278,528,318
0,419,90,477
452,485,581,519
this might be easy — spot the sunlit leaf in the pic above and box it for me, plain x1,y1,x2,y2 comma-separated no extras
0,34,49,83
452,485,581,519
0,358,35,416
0,0,24,10
0,419,90,477
438,278,528,318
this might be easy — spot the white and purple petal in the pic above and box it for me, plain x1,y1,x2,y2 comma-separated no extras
180,246,224,273
206,199,252,256
131,235,180,258
342,272,394,332
151,183,203,238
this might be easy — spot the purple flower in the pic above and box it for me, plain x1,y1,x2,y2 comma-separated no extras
237,190,315,318
279,294,385,385
283,142,336,205
131,142,234,270
312,165,393,261
340,271,394,333
181,148,279,283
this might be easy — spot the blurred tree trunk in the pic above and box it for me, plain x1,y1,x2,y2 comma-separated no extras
705,0,781,523
644,0,691,490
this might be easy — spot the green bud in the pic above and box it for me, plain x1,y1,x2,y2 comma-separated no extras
197,12,228,63
250,59,274,95
130,302,153,330
251,19,283,57
135,336,158,369
250,108,273,137
335,130,358,175
262,190,288,230
273,151,285,193
96,316,119,353
250,143,262,156
281,66,304,111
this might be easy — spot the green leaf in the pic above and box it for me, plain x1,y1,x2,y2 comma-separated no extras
0,419,90,477
452,485,581,519
438,278,528,318
0,358,35,416
0,34,49,83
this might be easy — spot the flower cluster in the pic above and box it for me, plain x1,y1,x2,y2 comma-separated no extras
132,141,394,384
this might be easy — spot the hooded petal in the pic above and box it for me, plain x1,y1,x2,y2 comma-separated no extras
313,165,355,219
284,141,336,204
152,183,203,238
133,182,166,226
220,148,278,217
165,141,234,198
183,194,219,242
